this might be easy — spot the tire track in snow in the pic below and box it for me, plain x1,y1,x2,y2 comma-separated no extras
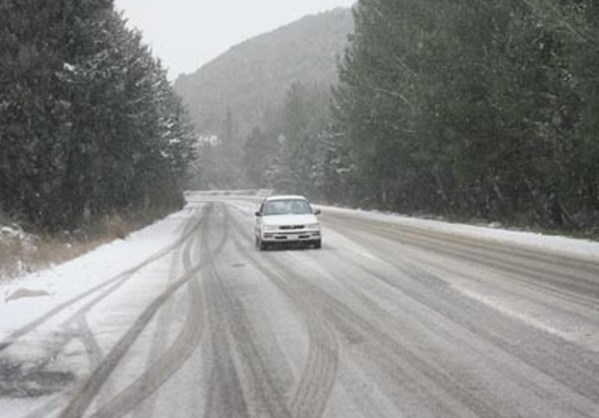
325,214,599,305
320,217,599,417
13,207,207,418
57,204,222,418
129,220,200,418
85,207,228,418
226,208,338,418
0,205,206,350
201,207,291,418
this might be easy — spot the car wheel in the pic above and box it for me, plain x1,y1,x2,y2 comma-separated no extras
313,239,322,249
258,237,268,251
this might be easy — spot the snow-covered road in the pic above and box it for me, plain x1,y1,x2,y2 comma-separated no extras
1,192,598,418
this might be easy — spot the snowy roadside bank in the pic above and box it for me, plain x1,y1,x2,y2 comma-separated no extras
0,208,187,283
0,205,199,339
319,205,599,262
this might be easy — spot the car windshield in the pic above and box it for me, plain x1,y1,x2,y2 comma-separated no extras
263,200,313,216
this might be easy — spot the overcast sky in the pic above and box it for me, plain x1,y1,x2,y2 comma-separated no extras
114,0,356,79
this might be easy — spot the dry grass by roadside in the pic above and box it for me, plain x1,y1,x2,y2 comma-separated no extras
0,235,109,280
0,212,148,282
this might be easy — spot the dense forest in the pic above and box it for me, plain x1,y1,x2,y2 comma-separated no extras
0,0,195,231
192,0,598,233
3,0,598,235
331,0,599,231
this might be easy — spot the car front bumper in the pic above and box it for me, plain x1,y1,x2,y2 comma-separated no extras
261,230,321,243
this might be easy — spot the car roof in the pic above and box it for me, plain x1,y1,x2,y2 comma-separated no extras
264,195,308,202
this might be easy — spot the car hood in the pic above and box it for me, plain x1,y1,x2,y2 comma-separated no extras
262,214,318,226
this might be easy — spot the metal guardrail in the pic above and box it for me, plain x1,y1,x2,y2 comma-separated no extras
184,189,273,198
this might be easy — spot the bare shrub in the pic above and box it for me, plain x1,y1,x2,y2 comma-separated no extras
0,206,172,281
0,215,136,281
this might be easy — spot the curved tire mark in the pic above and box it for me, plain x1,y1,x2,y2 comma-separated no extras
86,208,232,418
201,208,291,418
1,206,206,349
57,205,220,418
226,209,338,418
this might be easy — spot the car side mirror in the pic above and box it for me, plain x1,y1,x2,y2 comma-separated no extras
314,209,321,216
255,211,262,217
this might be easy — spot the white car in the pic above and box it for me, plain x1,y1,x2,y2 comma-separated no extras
254,195,322,250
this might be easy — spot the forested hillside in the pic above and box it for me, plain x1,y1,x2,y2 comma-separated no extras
174,8,353,140
176,8,352,190
0,0,195,231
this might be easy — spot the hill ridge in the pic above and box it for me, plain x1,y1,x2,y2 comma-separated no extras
174,8,354,137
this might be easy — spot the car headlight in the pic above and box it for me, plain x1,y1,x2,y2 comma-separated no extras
305,223,320,230
263,225,278,231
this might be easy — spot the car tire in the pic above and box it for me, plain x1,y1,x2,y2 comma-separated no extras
313,239,322,249
257,236,268,251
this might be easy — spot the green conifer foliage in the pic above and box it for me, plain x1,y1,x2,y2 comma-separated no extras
0,0,195,230
332,0,599,230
